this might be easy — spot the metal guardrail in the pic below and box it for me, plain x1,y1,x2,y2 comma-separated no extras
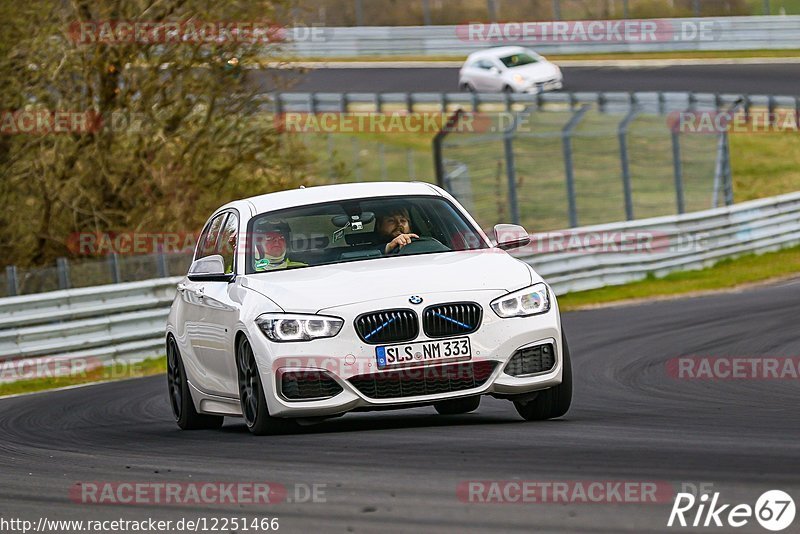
292,0,787,27
271,91,800,117
2,191,800,378
286,16,800,56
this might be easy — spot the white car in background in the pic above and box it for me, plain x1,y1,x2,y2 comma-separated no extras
459,46,564,94
166,182,572,435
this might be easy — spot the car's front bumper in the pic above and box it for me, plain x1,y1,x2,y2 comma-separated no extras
519,78,564,94
249,289,564,418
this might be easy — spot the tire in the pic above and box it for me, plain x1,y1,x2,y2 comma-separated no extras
503,85,515,94
513,331,573,421
236,336,297,436
461,82,476,93
167,336,224,430
434,395,481,415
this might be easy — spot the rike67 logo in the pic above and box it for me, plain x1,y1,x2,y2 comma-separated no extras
668,490,795,531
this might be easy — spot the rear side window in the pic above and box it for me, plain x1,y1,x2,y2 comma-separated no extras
217,213,239,274
195,214,226,261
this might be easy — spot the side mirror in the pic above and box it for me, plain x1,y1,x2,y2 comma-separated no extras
494,224,530,250
489,66,501,75
188,254,234,282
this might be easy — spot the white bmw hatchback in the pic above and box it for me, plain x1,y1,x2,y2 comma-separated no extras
166,182,572,435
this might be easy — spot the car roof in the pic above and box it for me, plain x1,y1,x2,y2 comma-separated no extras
220,181,444,217
467,46,537,60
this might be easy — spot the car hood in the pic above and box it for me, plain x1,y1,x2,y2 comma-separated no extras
241,249,535,313
510,61,559,81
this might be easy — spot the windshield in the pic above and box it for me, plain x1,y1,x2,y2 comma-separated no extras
499,52,539,68
245,195,488,274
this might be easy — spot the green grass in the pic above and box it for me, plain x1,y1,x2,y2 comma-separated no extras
558,244,800,311
0,356,166,397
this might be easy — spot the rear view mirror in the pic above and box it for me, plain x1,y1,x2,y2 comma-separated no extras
331,212,375,229
494,224,530,250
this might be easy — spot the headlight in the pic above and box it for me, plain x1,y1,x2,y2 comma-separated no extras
490,283,550,318
256,313,344,342
512,74,526,84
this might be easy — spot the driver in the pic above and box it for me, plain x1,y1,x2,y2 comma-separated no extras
252,219,307,271
375,206,419,254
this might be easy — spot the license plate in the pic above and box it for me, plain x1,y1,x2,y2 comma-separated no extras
376,337,471,370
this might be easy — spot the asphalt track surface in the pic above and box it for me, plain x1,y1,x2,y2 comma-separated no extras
259,64,800,95
1,279,799,533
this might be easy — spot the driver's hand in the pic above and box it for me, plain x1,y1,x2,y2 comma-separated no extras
385,233,419,254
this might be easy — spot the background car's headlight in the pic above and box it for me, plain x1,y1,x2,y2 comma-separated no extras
256,313,343,342
490,283,550,318
512,74,526,84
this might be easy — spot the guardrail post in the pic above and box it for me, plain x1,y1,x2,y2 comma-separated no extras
441,93,448,113
327,134,336,180
422,0,432,25
405,92,413,113
503,114,521,226
309,92,318,113
795,97,800,129
598,92,606,113
569,91,577,111
743,94,751,123
713,99,743,208
622,0,629,18
376,92,383,113
672,128,686,215
723,134,734,206
658,92,666,115
692,0,701,16
340,93,348,113
618,106,639,221
273,93,283,115
552,0,561,20
109,253,121,284
352,137,362,181
763,0,771,14
487,0,498,21
157,251,169,278
768,95,776,127
56,257,71,290
6,265,18,296
355,0,364,26
562,105,590,228
433,109,464,188
504,91,512,112
379,143,387,181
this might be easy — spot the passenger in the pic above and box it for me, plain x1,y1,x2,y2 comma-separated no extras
252,219,307,271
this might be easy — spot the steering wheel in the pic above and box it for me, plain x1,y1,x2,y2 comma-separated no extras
394,236,450,256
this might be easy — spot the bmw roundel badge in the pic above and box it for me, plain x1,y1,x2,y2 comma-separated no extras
409,295,423,305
